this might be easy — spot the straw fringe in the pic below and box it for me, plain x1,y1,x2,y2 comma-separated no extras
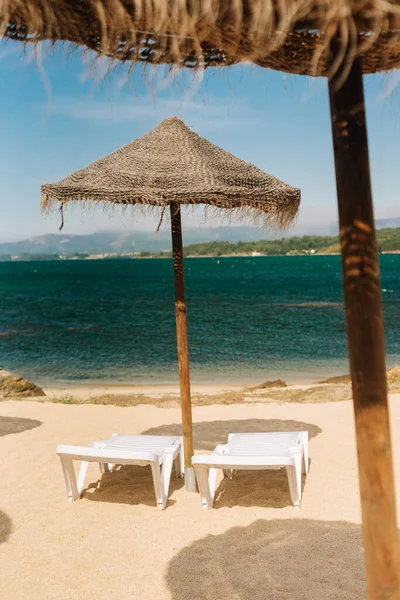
41,195,299,231
2,1,400,77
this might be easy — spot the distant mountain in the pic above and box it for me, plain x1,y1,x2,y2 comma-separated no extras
376,217,400,229
1,218,399,256
0,227,295,256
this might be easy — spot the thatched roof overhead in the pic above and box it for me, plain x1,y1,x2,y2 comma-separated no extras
1,1,400,78
41,117,300,228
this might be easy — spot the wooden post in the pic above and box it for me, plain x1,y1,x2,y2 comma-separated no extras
328,58,400,599
170,201,196,492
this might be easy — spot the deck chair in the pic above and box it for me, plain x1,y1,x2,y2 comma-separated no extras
56,434,183,510
192,431,308,509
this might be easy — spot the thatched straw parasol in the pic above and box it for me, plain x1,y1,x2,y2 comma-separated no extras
1,1,400,81
41,116,301,491
41,116,300,227
2,1,399,597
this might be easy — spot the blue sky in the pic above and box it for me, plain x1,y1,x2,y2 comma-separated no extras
0,42,399,241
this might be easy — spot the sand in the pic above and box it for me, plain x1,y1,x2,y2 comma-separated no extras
2,395,400,599
41,381,352,407
44,383,246,397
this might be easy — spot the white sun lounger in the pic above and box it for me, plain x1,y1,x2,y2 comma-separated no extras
192,431,308,509
56,434,183,510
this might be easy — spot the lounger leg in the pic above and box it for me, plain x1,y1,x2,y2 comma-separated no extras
194,464,214,509
92,442,111,474
286,466,300,508
174,454,183,478
150,462,166,510
294,453,302,503
180,445,185,477
286,453,302,507
59,456,80,502
161,453,175,505
303,442,309,475
99,462,112,473
77,460,89,495
208,468,218,502
300,432,309,474
223,469,234,479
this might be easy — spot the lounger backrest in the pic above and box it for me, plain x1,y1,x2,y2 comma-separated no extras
226,432,302,456
103,434,181,455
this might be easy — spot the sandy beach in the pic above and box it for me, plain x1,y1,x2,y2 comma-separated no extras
2,393,400,600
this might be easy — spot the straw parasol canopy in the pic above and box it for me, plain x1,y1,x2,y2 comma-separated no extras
1,1,400,80
41,116,300,228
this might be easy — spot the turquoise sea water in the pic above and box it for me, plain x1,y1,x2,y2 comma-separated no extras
0,255,399,385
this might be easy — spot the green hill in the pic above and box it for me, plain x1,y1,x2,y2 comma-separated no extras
180,228,400,257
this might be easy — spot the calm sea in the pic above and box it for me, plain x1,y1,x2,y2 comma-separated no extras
0,255,399,386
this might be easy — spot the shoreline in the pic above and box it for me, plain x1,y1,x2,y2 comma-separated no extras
29,380,357,407
1,254,340,262
1,367,359,405
4,357,400,402
3,251,400,262
3,365,398,407
43,382,246,397
39,377,325,389
17,357,400,390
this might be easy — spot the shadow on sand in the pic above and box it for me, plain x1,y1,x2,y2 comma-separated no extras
0,511,12,544
142,418,322,452
0,416,42,437
82,464,184,507
166,519,366,600
203,468,308,509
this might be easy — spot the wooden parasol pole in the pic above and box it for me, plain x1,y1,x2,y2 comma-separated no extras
328,58,400,599
170,201,196,492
